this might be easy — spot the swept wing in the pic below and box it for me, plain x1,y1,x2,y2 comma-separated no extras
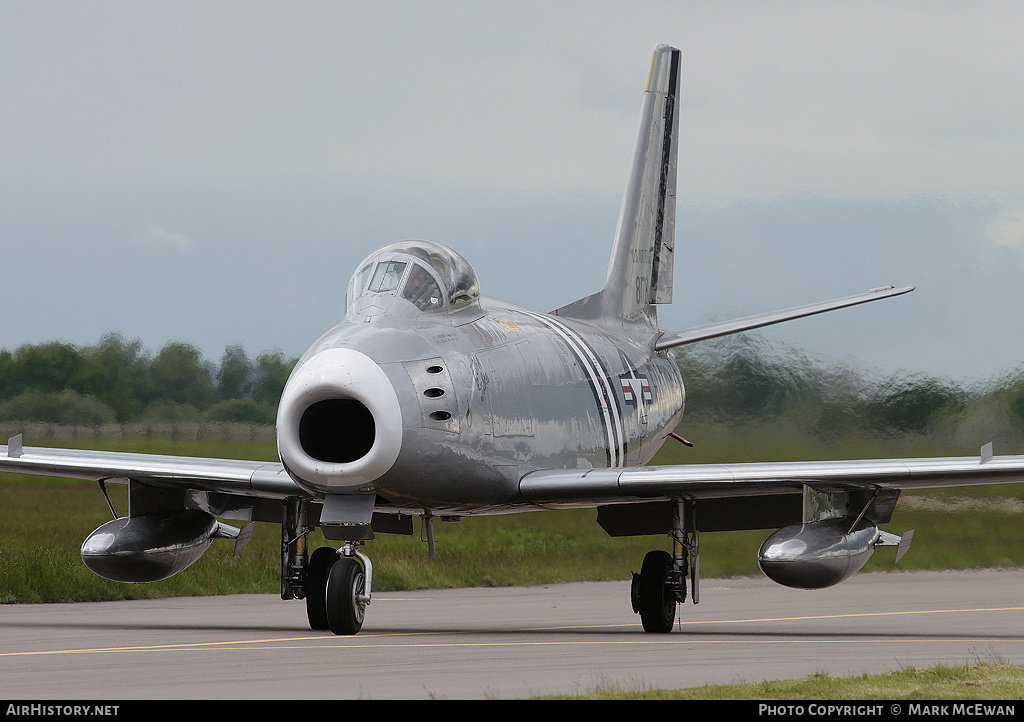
519,450,1024,509
0,437,298,499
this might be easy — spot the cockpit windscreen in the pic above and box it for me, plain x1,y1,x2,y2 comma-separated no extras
346,240,481,315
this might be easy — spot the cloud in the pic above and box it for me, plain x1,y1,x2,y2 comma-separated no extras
988,208,1024,253
143,225,194,252
2,3,1020,203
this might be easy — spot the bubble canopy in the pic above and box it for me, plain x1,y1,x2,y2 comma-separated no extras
346,240,481,312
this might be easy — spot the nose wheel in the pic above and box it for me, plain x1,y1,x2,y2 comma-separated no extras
304,546,338,630
302,543,373,635
326,556,368,635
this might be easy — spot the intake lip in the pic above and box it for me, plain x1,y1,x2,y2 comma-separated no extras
276,348,402,494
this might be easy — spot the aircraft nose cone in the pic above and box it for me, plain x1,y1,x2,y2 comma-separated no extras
276,348,403,494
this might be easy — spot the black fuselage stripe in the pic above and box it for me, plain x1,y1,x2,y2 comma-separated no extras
520,310,625,467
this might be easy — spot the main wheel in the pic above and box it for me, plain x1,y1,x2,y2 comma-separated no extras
326,556,367,635
305,547,338,630
636,550,676,633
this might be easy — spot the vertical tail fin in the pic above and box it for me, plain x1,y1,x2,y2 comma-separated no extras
557,44,681,326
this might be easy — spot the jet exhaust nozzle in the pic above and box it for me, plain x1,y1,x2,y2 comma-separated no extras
81,510,223,583
757,518,878,589
276,348,403,495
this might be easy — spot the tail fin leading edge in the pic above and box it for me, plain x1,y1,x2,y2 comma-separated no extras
557,44,681,326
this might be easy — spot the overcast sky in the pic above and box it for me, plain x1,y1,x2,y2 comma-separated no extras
2,1,1023,385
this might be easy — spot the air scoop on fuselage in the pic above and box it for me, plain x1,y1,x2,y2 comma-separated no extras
276,347,403,496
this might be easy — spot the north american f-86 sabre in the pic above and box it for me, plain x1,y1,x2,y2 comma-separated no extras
4,44,1023,635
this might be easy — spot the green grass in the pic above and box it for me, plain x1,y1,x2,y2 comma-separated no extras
536,661,1024,699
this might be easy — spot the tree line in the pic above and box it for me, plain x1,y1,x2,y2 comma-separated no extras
0,334,296,425
4,332,1024,443
676,334,1024,442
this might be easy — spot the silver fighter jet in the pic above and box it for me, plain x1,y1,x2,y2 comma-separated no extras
3,45,1022,635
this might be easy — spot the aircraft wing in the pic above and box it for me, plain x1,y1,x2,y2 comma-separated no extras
519,449,1024,508
655,285,915,350
0,436,299,499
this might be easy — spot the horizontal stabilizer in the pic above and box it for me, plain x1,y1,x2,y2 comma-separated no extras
655,285,915,351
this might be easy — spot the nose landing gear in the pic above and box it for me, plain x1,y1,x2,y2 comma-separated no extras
325,547,372,635
281,499,374,636
302,543,372,635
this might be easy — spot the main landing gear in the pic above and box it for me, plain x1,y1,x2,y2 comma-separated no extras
631,498,698,633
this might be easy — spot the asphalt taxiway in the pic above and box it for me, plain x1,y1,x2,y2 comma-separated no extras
2,569,1023,699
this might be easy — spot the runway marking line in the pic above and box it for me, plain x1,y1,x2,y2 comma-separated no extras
3,605,1023,658
6,634,1024,658
675,606,1024,626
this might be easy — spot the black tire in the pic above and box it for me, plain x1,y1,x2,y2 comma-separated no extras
637,550,675,633
305,547,338,630
326,556,367,635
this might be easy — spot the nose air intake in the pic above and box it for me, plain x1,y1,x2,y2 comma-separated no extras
277,349,402,494
299,398,376,463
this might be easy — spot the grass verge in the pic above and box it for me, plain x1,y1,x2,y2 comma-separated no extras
536,661,1024,700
